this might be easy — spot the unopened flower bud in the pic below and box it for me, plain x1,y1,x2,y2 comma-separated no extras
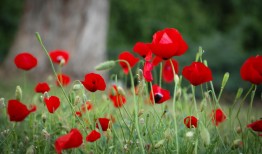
154,139,165,149
174,74,179,85
95,60,116,71
231,139,242,149
221,72,229,89
0,98,5,108
236,126,242,134
73,84,82,91
15,85,22,101
74,95,81,105
117,86,126,96
186,131,194,138
139,118,145,124
200,127,210,146
41,113,47,123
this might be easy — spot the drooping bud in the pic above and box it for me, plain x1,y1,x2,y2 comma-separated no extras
95,60,116,71
73,84,82,91
15,85,22,101
200,127,210,146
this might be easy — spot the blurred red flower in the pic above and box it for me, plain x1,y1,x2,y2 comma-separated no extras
182,62,212,86
240,55,262,85
14,52,37,71
133,42,151,58
163,59,179,83
75,101,93,117
56,74,71,86
82,73,106,92
150,84,171,104
49,50,70,65
96,118,110,131
109,85,126,108
247,119,262,132
149,28,188,60
7,100,36,122
211,108,226,126
34,82,50,94
118,51,139,74
44,96,60,113
184,116,198,128
86,130,101,142
143,61,154,82
55,128,83,154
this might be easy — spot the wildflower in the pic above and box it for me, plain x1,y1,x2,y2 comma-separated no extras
55,128,83,154
184,116,198,128
44,96,60,113
149,28,188,60
75,101,93,117
247,119,262,132
7,100,36,122
49,50,70,65
14,52,37,71
118,51,139,74
35,82,50,94
163,59,179,83
96,118,110,131
56,74,71,86
81,73,106,92
143,61,154,82
86,130,101,142
211,108,226,126
150,84,171,104
109,85,126,108
133,42,151,58
240,55,262,85
182,62,212,86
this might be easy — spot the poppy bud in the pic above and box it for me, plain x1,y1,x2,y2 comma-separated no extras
154,139,165,149
139,118,145,124
15,86,22,101
0,98,5,108
26,145,35,154
117,86,126,96
73,84,82,91
231,139,243,149
200,127,210,146
236,126,242,134
174,74,180,85
221,72,230,89
74,96,81,105
203,60,208,67
137,69,144,81
95,60,116,71
41,113,47,123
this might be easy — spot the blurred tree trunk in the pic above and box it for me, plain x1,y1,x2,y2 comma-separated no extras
4,0,109,79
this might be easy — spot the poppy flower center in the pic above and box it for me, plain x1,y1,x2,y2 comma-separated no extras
57,56,64,62
154,93,163,103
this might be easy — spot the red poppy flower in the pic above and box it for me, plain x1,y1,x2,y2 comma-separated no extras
14,52,37,71
109,85,126,108
44,96,60,113
118,51,139,74
7,100,37,122
184,116,198,128
152,56,163,66
82,73,106,92
96,118,110,131
49,50,70,65
56,74,71,86
86,130,101,142
240,55,262,85
34,82,50,94
182,62,212,86
211,108,226,126
149,28,188,60
163,59,179,83
143,61,154,82
75,102,93,117
247,119,262,132
133,42,151,58
55,128,83,154
149,84,171,104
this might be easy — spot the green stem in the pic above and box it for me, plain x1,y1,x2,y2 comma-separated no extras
35,32,86,132
247,85,257,122
169,59,179,154
159,62,163,87
191,85,199,154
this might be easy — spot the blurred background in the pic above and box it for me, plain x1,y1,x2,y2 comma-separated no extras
0,0,261,97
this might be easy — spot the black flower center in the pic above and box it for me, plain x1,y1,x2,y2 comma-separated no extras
154,93,163,103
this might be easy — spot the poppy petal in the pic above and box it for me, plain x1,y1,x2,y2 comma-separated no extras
44,96,60,113
86,130,101,142
14,52,38,71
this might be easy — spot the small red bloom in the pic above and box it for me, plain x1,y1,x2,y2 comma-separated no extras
76,102,93,117
7,100,36,122
149,28,188,60
109,85,126,108
182,62,212,86
56,74,71,86
133,42,151,58
163,59,179,83
86,130,101,142
247,119,262,132
82,73,106,92
96,118,110,131
150,84,171,104
143,61,154,82
211,108,226,126
118,51,139,74
240,55,262,85
44,96,60,113
55,128,83,154
34,82,50,94
184,116,198,128
14,52,37,71
49,50,70,65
